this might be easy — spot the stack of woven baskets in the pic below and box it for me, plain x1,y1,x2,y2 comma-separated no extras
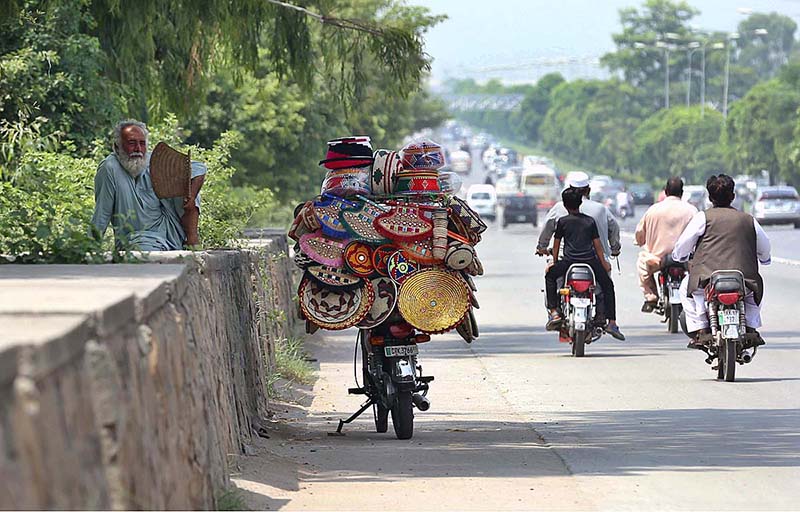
289,136,484,343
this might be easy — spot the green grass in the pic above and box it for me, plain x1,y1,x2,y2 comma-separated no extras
274,335,314,385
217,488,249,511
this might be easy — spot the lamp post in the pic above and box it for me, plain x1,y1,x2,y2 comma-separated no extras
722,32,739,118
702,42,725,117
686,41,701,106
655,40,672,108
722,28,768,118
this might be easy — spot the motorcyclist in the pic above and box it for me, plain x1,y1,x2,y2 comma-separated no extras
537,171,621,264
544,188,625,340
635,177,697,312
537,171,621,325
671,174,771,350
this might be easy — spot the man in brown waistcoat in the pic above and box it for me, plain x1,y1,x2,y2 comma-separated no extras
671,174,771,349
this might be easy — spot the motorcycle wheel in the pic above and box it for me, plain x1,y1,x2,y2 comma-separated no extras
391,391,414,440
373,403,389,433
723,338,737,382
668,304,681,334
572,330,586,358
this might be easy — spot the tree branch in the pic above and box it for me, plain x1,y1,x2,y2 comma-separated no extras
263,0,384,36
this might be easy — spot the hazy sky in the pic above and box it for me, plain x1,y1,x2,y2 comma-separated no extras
413,0,800,85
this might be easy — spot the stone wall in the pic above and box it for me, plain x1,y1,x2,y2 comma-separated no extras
0,235,296,510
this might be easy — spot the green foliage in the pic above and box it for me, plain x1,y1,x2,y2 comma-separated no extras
274,336,313,385
724,75,800,185
0,150,109,262
632,106,724,182
0,0,123,167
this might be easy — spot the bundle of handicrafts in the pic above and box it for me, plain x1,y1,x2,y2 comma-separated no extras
289,136,485,342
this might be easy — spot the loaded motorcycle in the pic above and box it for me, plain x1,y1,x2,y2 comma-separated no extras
680,269,762,382
650,256,686,333
335,312,434,439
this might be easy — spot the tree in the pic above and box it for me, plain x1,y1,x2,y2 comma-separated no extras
0,0,123,170
510,73,565,143
601,0,698,93
724,70,800,185
539,80,602,162
1,0,441,119
736,12,797,78
632,106,724,183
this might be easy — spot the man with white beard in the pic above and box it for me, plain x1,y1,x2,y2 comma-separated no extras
91,119,206,250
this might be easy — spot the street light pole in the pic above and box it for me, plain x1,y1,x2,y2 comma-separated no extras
687,42,700,107
722,32,737,118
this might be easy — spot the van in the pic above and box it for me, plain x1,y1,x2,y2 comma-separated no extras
521,164,561,209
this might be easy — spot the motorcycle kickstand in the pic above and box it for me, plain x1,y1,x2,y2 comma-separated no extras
329,398,375,436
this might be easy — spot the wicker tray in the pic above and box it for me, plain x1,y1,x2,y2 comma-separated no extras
397,268,470,334
149,142,191,199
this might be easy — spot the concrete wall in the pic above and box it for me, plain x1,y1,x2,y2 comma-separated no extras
0,234,296,510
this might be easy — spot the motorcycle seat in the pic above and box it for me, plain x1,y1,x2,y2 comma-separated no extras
708,271,745,294
660,254,687,271
565,265,594,282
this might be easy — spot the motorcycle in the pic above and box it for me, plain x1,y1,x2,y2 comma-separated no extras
651,257,686,333
334,315,434,439
540,249,606,357
680,269,762,382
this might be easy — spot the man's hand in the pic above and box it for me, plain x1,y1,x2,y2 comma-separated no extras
602,259,612,273
536,248,551,257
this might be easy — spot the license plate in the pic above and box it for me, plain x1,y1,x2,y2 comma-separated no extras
719,310,739,326
516,215,527,222
573,307,588,322
571,298,591,307
668,286,681,304
384,345,418,357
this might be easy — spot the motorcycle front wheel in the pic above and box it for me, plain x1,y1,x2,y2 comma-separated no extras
391,391,414,439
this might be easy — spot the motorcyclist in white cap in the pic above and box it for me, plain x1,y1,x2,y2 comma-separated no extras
537,171,623,337
537,171,621,264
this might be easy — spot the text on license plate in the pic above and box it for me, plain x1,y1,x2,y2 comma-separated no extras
384,345,419,357
719,310,739,326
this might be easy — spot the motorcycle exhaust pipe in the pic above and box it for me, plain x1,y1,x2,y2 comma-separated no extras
412,393,430,411
741,352,752,364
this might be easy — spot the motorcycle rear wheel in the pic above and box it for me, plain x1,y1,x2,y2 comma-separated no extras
723,339,737,382
668,304,681,334
391,391,414,439
572,330,586,358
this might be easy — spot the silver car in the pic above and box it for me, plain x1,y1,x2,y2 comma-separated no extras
752,186,800,228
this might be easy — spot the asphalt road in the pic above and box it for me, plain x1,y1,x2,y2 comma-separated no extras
233,156,800,510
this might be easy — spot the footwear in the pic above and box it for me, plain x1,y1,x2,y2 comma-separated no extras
546,310,563,331
605,324,626,341
745,327,766,347
687,340,707,350
641,301,657,313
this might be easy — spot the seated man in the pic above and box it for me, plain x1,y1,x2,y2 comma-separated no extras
91,119,206,251
634,177,697,311
544,188,625,340
672,174,771,349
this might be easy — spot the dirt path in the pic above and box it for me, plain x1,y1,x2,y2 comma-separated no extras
232,330,596,510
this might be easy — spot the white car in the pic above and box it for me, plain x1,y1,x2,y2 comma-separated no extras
450,149,472,174
466,184,498,221
682,185,712,211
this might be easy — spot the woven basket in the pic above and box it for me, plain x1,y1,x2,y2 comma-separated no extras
397,269,470,334
149,142,191,199
298,276,374,331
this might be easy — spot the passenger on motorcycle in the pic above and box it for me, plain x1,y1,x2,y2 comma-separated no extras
537,171,621,265
635,177,697,312
671,174,771,350
544,188,626,340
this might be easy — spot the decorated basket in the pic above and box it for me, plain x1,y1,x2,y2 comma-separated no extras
397,268,470,334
